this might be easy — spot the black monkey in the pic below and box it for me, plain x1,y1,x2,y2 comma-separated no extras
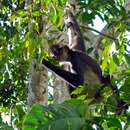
42,44,103,89
65,11,111,85
65,11,87,92
43,44,127,107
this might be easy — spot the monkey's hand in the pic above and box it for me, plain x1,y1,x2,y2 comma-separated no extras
42,58,58,71
42,58,51,67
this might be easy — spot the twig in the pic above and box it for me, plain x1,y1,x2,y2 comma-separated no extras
82,25,117,41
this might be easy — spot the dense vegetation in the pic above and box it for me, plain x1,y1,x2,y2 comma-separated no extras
0,0,130,129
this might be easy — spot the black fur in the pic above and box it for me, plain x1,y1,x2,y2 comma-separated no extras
42,46,102,88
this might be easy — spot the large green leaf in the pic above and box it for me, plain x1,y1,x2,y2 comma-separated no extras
23,99,124,130
23,100,86,130
109,56,117,75
102,42,112,71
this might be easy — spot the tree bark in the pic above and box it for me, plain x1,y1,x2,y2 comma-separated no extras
26,0,48,107
53,77,71,103
27,59,48,107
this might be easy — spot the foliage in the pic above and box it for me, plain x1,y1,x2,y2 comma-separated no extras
0,0,130,129
23,100,124,130
78,0,126,24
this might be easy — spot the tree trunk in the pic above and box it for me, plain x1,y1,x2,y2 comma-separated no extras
54,78,71,103
26,0,48,107
27,59,48,107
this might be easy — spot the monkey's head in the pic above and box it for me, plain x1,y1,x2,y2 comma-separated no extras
50,44,70,61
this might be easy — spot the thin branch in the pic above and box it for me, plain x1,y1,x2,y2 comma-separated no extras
82,25,117,41
82,25,118,55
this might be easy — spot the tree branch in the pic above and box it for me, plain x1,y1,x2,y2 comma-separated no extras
82,26,117,41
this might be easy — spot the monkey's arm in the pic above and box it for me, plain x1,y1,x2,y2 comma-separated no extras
68,12,83,37
67,11,86,52
42,59,83,87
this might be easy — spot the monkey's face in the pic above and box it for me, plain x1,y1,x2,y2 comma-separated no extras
50,44,70,61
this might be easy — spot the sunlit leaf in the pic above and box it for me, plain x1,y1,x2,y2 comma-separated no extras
102,43,111,71
112,53,119,65
17,10,28,17
50,5,57,24
32,11,41,17
42,0,51,10
109,56,117,75
58,0,67,6
55,8,62,27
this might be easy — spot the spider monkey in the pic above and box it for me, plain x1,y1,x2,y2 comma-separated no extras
65,10,87,92
41,9,128,111
42,44,103,91
42,44,129,111
42,11,108,97
65,11,128,109
66,11,111,85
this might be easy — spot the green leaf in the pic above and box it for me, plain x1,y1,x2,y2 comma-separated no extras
23,104,49,129
95,117,122,129
32,11,41,17
58,0,67,6
112,53,119,65
17,10,28,17
81,12,94,23
124,54,130,67
23,100,86,130
56,8,62,27
71,86,84,95
109,56,117,75
49,6,62,27
50,5,57,24
102,43,111,71
43,0,51,10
